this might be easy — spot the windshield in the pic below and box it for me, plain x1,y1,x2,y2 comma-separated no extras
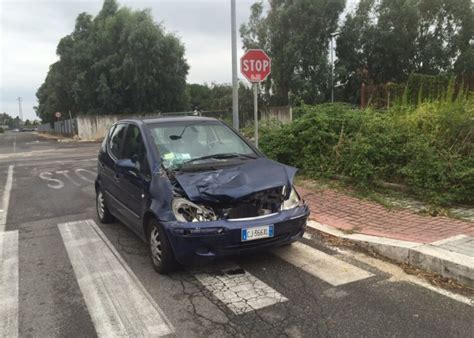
149,121,257,169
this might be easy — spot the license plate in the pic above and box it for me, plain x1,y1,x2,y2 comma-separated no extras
241,225,274,242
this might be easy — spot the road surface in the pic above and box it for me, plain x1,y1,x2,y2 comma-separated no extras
0,131,472,337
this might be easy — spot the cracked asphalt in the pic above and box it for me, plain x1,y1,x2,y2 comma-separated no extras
1,131,473,337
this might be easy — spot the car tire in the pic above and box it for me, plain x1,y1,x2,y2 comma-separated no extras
148,219,178,274
96,188,114,224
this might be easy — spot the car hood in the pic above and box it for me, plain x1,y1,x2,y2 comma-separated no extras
174,158,297,204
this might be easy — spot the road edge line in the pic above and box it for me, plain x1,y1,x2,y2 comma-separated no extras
0,165,14,232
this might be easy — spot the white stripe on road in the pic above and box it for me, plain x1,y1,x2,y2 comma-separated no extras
272,242,374,286
0,231,19,337
58,219,174,337
195,265,288,314
0,165,14,232
336,247,474,307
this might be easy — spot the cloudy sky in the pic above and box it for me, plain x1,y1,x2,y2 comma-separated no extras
0,0,357,121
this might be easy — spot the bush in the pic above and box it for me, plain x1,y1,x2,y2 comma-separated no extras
0,127,4,133
260,97,474,205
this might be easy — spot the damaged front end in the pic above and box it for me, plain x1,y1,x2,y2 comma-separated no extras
170,185,302,223
150,157,309,264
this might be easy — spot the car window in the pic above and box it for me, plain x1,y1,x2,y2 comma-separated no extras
101,124,115,152
108,123,127,159
122,124,150,175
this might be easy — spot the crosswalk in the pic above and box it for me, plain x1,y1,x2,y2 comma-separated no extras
59,220,174,336
194,264,288,315
0,230,18,337
0,217,380,337
272,242,374,286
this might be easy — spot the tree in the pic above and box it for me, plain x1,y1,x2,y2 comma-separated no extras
186,82,255,126
35,0,189,123
0,112,21,129
240,0,345,105
336,0,474,103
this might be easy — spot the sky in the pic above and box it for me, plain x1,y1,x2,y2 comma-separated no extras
0,0,357,121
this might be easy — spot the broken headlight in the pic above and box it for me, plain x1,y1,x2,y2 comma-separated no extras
172,198,217,222
281,187,300,210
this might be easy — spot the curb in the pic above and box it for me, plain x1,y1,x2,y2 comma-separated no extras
307,221,474,287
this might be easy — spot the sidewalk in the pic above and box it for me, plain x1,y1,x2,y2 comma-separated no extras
296,185,474,287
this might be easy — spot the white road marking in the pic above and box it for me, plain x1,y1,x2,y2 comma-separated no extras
38,172,64,189
58,219,174,336
56,170,80,187
0,165,14,232
272,242,374,286
74,168,96,183
14,158,96,168
0,231,19,337
195,264,288,314
336,247,474,307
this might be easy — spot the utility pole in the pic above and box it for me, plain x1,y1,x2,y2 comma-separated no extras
17,97,23,121
231,0,239,130
330,32,339,103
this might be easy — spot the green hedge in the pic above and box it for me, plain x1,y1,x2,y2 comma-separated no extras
260,98,474,205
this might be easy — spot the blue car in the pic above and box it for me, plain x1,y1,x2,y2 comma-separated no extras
95,116,309,273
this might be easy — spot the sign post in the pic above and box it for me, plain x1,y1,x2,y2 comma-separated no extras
240,49,271,148
253,83,258,147
55,112,62,122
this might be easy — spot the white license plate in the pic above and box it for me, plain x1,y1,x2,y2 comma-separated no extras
241,225,274,242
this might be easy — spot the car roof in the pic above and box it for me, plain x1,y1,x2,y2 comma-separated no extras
117,116,220,125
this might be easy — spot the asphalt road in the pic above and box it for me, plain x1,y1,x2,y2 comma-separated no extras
0,131,473,337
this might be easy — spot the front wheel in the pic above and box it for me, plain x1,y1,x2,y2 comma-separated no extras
148,220,178,274
96,188,114,223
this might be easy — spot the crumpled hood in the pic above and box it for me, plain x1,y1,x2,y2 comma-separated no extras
174,158,297,203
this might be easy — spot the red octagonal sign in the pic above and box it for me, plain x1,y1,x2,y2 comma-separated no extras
240,49,271,83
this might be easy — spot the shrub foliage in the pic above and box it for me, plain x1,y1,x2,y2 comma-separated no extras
260,97,473,205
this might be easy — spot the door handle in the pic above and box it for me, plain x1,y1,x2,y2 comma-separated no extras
114,173,122,180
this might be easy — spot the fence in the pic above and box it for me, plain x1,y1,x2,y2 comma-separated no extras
37,107,293,141
261,106,292,124
37,119,77,135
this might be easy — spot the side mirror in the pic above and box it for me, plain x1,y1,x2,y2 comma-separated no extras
115,159,137,172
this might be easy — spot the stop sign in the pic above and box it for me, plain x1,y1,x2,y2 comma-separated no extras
240,49,271,83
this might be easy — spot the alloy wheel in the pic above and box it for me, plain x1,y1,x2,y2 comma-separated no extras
150,227,162,264
97,191,105,219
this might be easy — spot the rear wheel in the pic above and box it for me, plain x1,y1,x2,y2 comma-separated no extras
96,188,114,223
148,219,178,274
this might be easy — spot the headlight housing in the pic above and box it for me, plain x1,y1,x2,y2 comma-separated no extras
281,186,300,210
172,198,217,222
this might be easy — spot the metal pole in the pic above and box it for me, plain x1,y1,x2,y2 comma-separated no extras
17,97,23,121
231,0,239,130
253,83,258,148
330,37,334,103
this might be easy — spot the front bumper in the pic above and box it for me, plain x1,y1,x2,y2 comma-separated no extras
163,205,309,265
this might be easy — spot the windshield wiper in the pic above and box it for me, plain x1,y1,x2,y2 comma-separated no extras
182,153,257,166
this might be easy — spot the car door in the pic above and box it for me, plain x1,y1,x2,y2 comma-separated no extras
118,124,152,231
101,123,129,219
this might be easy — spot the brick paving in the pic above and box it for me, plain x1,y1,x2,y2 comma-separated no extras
296,186,474,244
